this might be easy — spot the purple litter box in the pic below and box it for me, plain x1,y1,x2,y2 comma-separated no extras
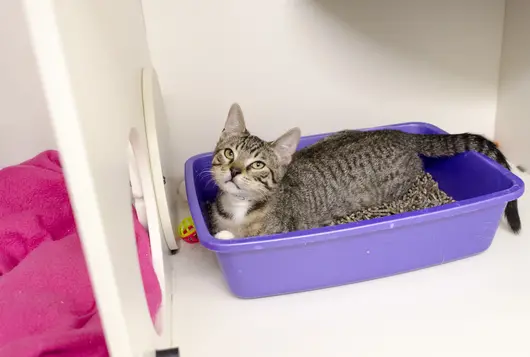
184,122,525,298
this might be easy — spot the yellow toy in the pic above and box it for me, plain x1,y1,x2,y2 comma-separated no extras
178,216,199,244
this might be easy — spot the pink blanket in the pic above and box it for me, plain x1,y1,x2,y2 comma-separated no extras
0,151,161,357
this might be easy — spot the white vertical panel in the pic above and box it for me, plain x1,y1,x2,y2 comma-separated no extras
23,1,172,356
495,0,530,169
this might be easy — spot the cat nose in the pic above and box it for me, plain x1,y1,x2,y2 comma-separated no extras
230,167,242,178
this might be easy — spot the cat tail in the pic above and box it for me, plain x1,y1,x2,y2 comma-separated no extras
411,132,521,234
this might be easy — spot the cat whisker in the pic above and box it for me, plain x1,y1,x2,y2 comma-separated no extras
197,168,213,180
204,177,217,189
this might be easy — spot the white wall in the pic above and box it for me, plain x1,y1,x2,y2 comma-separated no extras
142,0,506,178
0,0,55,167
495,0,530,170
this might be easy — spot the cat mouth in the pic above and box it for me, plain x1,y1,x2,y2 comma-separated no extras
225,180,240,190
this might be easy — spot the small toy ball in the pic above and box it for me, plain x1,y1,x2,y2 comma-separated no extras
178,216,199,244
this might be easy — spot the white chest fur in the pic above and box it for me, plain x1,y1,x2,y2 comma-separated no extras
230,199,251,224
216,194,252,233
223,194,251,223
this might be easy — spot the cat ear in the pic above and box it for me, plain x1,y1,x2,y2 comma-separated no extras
222,103,247,136
272,128,301,165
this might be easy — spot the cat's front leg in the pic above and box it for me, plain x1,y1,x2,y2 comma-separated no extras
214,230,236,240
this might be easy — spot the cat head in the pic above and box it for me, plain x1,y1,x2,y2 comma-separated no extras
212,103,301,200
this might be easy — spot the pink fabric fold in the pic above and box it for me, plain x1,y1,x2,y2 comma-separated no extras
0,150,161,357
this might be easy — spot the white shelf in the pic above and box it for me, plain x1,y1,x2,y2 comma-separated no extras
171,172,530,357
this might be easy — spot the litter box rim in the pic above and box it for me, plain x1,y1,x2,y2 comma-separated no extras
185,122,525,253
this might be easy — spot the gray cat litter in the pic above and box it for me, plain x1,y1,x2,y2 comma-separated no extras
331,173,455,226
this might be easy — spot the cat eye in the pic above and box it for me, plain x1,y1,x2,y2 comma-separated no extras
251,161,266,169
224,148,234,160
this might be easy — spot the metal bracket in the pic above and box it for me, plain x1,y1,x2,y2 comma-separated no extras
156,347,180,357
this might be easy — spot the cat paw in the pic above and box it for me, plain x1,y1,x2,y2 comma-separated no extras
215,230,236,240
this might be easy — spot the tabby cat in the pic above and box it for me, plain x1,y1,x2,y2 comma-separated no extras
210,103,520,239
